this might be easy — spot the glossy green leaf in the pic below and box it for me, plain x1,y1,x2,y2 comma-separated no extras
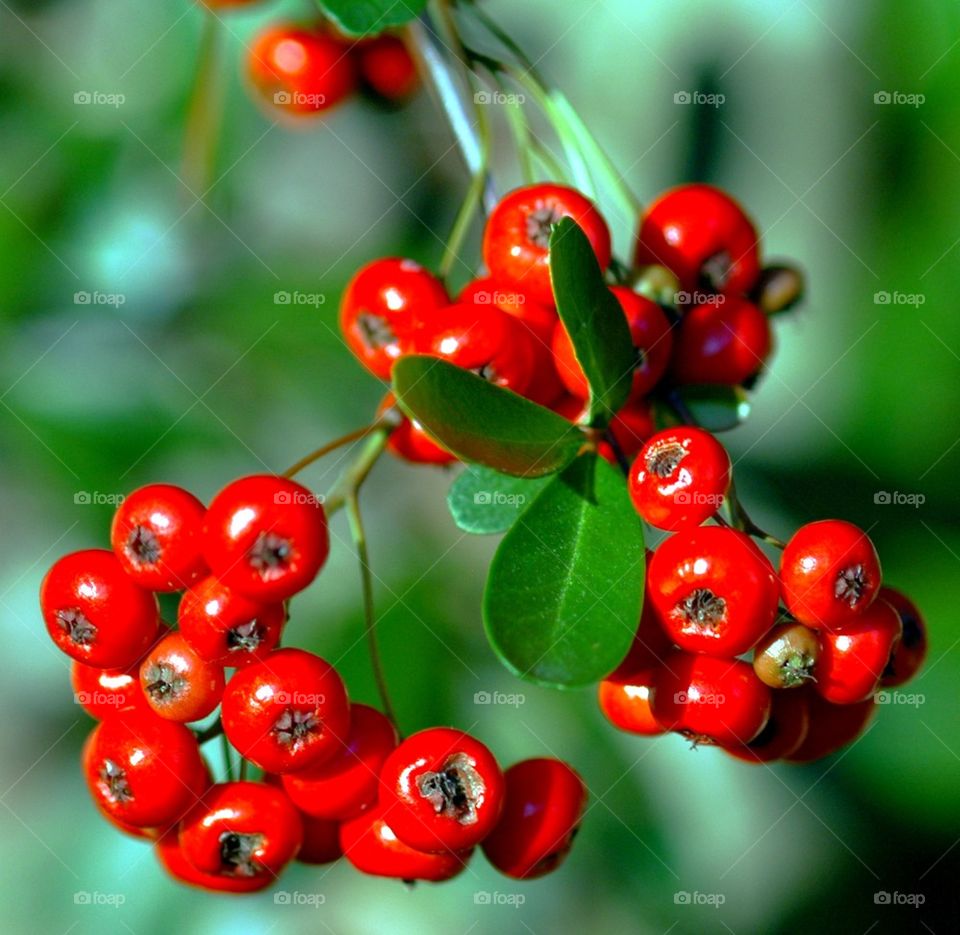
317,0,426,36
483,454,645,688
447,466,550,535
392,356,584,477
550,218,635,427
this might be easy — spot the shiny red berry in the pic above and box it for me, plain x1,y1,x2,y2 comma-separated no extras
419,302,537,396
814,598,902,705
752,620,820,688
156,828,268,893
723,687,811,763
340,803,471,881
648,527,779,657
82,710,207,827
482,184,612,305
378,727,505,853
179,781,303,882
553,287,672,400
72,661,146,719
785,695,876,763
780,520,882,630
634,184,761,296
482,758,587,879
879,586,927,687
356,35,418,100
248,24,356,116
202,475,329,602
628,427,731,530
339,257,449,380
653,651,772,746
670,296,772,386
110,484,206,591
221,648,350,774
282,703,398,821
177,575,285,668
139,631,225,723
41,549,159,667
459,276,558,344
377,392,456,466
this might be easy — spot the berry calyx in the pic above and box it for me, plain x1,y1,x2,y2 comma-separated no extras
139,631,225,723
282,703,398,821
752,620,820,689
647,527,779,657
202,475,329,603
879,586,927,687
482,758,587,879
110,483,207,591
156,829,269,893
178,781,303,882
482,184,612,305
780,520,882,630
221,647,350,774
628,427,731,530
378,727,504,853
41,549,159,667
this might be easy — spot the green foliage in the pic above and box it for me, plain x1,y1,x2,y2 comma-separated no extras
446,466,550,534
317,0,427,36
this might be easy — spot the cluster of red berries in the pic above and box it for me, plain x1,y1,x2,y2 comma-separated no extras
339,181,790,466
41,477,586,889
245,19,417,116
595,425,928,761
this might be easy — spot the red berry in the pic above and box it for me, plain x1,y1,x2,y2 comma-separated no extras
202,475,329,603
879,586,927,687
670,296,772,386
378,727,505,853
648,527,779,657
40,550,159,667
482,184,612,305
752,620,820,689
282,704,398,821
634,184,761,296
339,257,449,380
356,35,418,100
482,758,587,879
813,599,902,704
139,631,225,723
82,710,207,827
340,803,471,881
652,651,772,746
156,828,268,893
723,687,811,763
248,25,356,116
785,695,876,763
419,302,537,396
297,814,343,865
177,575,285,668
72,661,146,719
179,781,303,882
628,427,731,530
110,484,207,591
221,648,350,774
780,520,882,630
553,287,672,400
377,392,456,466
459,277,558,345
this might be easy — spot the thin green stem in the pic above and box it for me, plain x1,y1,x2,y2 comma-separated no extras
726,475,787,549
238,758,249,782
220,732,235,783
500,91,536,184
283,423,379,479
181,11,225,200
322,423,395,518
194,718,223,744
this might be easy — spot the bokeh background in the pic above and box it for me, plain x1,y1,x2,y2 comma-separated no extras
1,0,957,932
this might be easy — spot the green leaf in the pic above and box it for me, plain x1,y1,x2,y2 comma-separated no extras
483,454,645,688
658,385,752,432
317,0,426,36
392,356,584,478
447,466,550,535
549,218,635,428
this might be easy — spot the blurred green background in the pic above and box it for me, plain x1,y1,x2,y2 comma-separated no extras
1,0,957,932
